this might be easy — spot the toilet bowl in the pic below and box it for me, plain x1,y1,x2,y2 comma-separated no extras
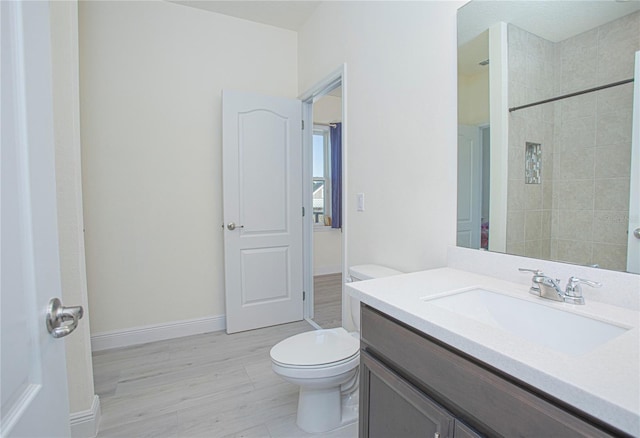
269,265,402,433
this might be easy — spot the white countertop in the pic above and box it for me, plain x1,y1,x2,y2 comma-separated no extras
346,267,640,436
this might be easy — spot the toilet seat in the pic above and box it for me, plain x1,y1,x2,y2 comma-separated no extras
272,350,358,369
272,352,359,380
270,328,359,367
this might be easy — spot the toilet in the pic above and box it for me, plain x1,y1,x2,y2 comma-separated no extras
270,264,402,433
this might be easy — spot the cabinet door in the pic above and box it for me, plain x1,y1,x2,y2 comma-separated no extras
454,421,483,438
360,351,454,438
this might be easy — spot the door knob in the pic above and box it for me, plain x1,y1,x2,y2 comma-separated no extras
227,222,244,231
634,228,640,239
46,298,83,338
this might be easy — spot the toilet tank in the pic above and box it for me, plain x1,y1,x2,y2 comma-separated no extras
348,264,402,330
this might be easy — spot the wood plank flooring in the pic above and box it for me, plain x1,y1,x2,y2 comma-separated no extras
93,308,355,437
312,273,342,329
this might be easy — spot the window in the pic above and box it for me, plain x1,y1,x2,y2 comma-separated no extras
313,127,331,226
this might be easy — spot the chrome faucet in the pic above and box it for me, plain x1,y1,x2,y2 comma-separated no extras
519,268,564,301
518,268,602,305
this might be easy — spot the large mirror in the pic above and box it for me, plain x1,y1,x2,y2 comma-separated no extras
457,1,640,273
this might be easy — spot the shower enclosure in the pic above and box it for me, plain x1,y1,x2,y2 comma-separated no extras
502,12,639,272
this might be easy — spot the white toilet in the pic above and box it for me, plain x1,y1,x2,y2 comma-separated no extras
270,264,402,433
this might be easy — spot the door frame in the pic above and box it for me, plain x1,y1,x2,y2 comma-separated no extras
299,65,347,321
627,51,639,273
479,123,490,225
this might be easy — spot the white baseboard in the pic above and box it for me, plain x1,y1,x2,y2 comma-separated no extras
91,314,226,352
70,395,101,438
314,265,342,276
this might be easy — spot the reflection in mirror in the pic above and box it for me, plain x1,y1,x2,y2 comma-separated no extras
457,1,640,273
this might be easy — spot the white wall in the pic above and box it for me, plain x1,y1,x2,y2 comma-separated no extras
458,70,489,126
314,93,342,124
299,1,462,273
313,94,342,275
79,1,298,333
313,230,342,275
50,0,98,427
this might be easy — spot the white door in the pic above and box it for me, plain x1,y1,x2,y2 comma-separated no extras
222,90,303,334
628,51,640,274
1,1,73,436
457,125,482,249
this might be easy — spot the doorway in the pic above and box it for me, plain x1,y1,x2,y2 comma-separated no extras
300,67,347,330
222,67,347,334
457,124,490,251
310,89,343,328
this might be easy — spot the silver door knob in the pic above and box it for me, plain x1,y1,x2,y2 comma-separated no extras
46,298,83,338
634,228,640,239
227,222,244,231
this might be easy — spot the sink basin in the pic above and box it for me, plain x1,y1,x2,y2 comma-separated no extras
422,288,629,356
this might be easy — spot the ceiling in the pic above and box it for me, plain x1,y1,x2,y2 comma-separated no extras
168,1,322,31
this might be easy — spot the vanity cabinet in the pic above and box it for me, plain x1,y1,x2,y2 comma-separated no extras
360,350,481,438
359,304,624,438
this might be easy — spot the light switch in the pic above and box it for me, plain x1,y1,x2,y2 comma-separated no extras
356,193,365,211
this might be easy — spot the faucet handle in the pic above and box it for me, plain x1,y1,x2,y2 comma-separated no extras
566,277,602,295
564,277,602,304
519,268,544,296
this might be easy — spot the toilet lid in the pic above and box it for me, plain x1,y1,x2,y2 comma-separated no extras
270,328,359,367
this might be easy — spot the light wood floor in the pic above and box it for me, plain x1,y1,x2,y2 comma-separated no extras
93,318,356,437
312,273,342,329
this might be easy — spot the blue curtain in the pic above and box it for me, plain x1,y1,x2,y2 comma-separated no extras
330,123,342,229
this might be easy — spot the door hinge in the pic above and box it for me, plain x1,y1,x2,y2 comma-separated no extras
302,206,305,217
303,291,306,300
301,120,305,130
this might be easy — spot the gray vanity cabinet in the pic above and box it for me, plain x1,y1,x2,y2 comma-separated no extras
359,304,624,438
360,350,463,438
